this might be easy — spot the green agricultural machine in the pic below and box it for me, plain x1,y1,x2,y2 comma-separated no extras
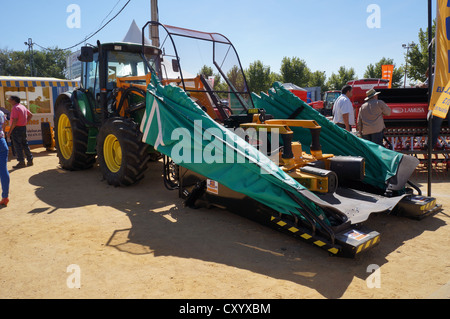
52,21,440,257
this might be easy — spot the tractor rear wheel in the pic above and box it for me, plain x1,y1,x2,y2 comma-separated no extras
54,99,96,170
97,117,150,186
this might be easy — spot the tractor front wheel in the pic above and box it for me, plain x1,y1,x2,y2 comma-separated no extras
97,118,150,186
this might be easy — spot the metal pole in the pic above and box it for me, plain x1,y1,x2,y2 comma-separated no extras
403,43,415,88
25,38,34,76
427,0,433,196
150,0,160,47
404,57,408,88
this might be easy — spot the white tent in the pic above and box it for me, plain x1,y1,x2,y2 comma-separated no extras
122,20,151,45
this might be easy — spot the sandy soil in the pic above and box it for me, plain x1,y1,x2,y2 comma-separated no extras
0,146,448,299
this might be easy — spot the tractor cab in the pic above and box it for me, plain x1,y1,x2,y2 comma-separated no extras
78,42,162,119
322,90,341,116
53,41,163,186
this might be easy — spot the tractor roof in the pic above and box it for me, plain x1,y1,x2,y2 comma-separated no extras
93,42,160,54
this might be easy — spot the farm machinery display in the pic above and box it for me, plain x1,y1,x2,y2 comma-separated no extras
52,21,441,257
347,78,450,165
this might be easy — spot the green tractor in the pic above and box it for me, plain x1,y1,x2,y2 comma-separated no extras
54,41,163,186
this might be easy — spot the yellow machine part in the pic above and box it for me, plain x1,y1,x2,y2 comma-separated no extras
240,119,337,194
115,74,151,117
114,74,221,121
162,76,219,120
286,169,332,193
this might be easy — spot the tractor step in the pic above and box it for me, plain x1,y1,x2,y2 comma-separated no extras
86,127,99,154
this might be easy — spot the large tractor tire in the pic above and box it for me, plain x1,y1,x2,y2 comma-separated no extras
54,98,96,170
97,117,150,186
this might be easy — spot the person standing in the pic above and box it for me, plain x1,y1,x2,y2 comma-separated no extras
332,85,355,132
6,96,33,169
0,109,10,206
357,89,391,146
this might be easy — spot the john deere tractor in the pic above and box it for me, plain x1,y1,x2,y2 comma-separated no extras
54,21,241,187
54,41,163,186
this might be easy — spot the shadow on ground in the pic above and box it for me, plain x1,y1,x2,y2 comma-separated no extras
28,160,447,298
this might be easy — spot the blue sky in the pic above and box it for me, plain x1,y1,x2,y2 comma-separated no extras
0,0,435,81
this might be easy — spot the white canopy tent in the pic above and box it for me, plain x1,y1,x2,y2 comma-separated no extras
122,20,151,45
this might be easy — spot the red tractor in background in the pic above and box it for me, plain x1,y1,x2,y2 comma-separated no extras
286,77,448,165
283,83,339,116
302,78,449,165
347,78,449,165
309,90,341,116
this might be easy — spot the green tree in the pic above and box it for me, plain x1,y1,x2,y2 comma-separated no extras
227,65,245,92
34,48,70,78
280,56,311,87
326,66,356,90
363,57,404,88
198,65,221,90
308,70,328,92
245,60,272,94
0,49,28,75
199,65,213,78
405,20,436,82
269,72,282,85
0,47,70,78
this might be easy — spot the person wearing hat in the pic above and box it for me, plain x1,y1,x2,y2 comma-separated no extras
356,88,391,146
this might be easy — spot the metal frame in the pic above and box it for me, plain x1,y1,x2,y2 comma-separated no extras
141,21,254,111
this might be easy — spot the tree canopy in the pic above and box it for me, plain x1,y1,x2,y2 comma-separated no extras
0,47,70,79
405,20,436,83
326,66,356,91
280,56,311,88
364,57,404,88
245,60,272,94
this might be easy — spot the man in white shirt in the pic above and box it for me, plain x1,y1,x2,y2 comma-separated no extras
332,85,355,132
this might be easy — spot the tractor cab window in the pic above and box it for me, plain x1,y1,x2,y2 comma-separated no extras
324,92,340,110
84,52,99,97
107,51,151,85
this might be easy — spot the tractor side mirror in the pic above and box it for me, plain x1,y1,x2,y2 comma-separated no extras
172,59,180,73
78,46,94,62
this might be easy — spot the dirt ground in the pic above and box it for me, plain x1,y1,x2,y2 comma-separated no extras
0,146,449,299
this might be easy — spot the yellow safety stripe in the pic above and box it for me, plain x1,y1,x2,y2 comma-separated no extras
356,235,380,254
270,215,339,255
421,200,436,211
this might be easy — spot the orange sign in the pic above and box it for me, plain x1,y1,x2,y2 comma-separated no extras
382,64,394,88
